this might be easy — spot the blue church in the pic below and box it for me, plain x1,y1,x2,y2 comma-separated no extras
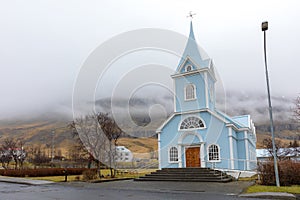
157,22,257,171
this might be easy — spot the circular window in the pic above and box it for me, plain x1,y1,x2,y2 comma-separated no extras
186,65,192,72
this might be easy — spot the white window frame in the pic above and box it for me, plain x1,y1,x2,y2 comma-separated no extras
168,146,179,163
178,116,206,131
209,83,214,102
184,84,196,101
207,144,221,162
185,65,193,72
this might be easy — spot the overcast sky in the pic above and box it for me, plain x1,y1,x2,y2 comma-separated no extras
0,0,299,119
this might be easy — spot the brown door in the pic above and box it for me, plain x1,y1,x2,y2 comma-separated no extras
185,147,200,167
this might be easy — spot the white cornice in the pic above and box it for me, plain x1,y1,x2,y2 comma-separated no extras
171,68,209,78
171,67,217,83
156,113,175,133
177,56,203,72
157,108,252,134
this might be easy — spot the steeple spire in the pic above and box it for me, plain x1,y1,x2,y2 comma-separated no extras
189,21,196,41
177,19,209,70
187,11,196,41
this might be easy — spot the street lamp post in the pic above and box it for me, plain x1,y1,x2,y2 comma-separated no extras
51,130,55,165
261,21,280,187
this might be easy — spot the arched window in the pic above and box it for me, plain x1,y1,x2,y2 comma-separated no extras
185,65,192,72
169,147,178,162
185,84,195,100
208,145,220,161
180,116,204,130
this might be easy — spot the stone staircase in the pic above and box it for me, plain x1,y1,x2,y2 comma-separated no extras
135,168,233,182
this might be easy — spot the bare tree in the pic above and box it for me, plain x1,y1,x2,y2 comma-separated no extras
0,149,13,169
0,138,17,168
70,112,124,178
2,138,17,150
263,138,300,161
70,113,109,178
0,138,26,169
31,144,50,168
289,139,299,148
97,112,123,177
262,138,285,161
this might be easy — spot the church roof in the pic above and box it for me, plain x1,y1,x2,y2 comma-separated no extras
176,21,210,71
216,110,251,129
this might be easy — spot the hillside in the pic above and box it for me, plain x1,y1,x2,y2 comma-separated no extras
0,94,298,157
0,118,298,159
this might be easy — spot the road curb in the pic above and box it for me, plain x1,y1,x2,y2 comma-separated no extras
90,177,134,183
0,176,54,185
239,192,296,200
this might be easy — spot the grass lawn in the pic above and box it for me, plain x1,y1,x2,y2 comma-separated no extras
27,169,156,182
246,185,300,194
29,175,81,182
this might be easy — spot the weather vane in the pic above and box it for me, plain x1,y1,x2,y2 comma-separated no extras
187,11,196,20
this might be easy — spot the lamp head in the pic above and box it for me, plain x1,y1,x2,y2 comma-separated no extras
262,21,268,31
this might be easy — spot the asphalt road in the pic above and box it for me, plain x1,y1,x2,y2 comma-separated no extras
0,180,269,200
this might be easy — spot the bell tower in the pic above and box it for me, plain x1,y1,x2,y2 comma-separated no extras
172,21,216,113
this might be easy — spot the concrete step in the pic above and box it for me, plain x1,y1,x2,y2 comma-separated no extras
135,177,232,182
138,173,231,178
152,171,226,175
134,168,233,182
158,168,214,172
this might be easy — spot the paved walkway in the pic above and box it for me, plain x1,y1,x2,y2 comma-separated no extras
0,176,297,199
0,176,54,185
240,192,296,200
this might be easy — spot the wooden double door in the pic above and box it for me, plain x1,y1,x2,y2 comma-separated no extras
185,147,200,167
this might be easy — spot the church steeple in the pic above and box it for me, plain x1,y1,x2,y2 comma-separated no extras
172,20,216,112
188,21,196,41
177,21,210,71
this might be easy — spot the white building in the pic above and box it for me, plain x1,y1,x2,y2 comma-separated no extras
115,146,133,162
256,147,300,162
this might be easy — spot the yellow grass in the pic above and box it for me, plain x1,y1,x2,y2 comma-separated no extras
29,175,81,182
246,185,300,194
28,168,156,182
118,137,157,153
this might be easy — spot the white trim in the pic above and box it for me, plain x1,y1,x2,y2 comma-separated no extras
184,145,201,168
158,132,161,169
178,145,182,168
175,108,230,124
244,131,250,170
173,79,176,112
178,115,206,131
184,83,196,101
209,82,215,104
172,68,217,83
185,65,193,72
176,56,202,73
228,127,235,169
204,72,209,109
207,144,221,162
157,108,251,134
156,113,175,133
201,144,206,167
208,59,217,81
178,131,203,145
172,68,205,78
173,56,217,83
168,146,179,163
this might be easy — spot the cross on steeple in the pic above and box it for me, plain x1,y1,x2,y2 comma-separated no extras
187,11,196,20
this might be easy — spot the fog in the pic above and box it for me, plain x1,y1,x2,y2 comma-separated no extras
0,0,299,120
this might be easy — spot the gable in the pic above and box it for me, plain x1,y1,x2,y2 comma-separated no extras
232,115,250,128
157,109,228,134
176,56,210,74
